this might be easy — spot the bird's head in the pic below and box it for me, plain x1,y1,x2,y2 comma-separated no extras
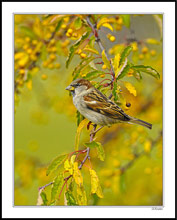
65,78,93,96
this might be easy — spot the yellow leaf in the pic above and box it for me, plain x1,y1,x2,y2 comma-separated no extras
89,169,104,198
102,50,111,70
70,155,76,165
75,119,88,151
113,53,121,77
64,159,73,175
97,17,115,30
73,162,83,186
76,185,87,205
97,17,110,29
102,23,113,32
146,38,160,45
124,82,137,96
15,52,26,61
83,47,99,55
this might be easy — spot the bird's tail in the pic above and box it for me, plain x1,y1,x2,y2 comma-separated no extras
129,117,152,129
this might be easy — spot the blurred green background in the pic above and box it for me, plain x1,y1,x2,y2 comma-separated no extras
14,14,162,206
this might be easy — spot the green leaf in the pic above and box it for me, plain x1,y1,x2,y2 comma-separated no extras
117,64,130,80
131,65,160,79
112,81,118,102
20,26,37,39
51,173,63,201
121,15,130,28
66,47,75,69
102,50,111,70
55,19,63,32
89,35,96,48
66,31,90,68
65,190,77,206
85,141,105,161
119,46,133,66
76,185,87,205
46,154,68,176
74,17,82,30
76,110,85,126
40,192,48,205
83,70,105,80
72,56,95,80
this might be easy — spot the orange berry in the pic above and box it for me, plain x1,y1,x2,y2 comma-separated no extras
150,49,156,56
19,69,25,75
67,28,73,34
142,46,148,54
117,17,123,25
139,54,144,60
41,74,48,80
49,53,56,60
109,36,116,42
102,64,107,70
80,53,86,59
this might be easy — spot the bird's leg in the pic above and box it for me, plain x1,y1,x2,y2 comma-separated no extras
90,124,104,137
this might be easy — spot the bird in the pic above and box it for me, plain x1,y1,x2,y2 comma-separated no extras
66,78,152,130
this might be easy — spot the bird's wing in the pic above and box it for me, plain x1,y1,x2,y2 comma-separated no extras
83,89,130,121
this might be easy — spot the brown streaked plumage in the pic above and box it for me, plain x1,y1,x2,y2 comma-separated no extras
66,78,152,129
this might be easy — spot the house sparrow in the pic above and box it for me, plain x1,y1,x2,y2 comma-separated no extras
66,78,152,129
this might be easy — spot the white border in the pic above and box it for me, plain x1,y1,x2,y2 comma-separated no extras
2,2,175,219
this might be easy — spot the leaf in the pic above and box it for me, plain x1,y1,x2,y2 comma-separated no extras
102,23,113,31
76,110,85,126
83,70,105,80
64,159,73,175
102,50,111,70
46,154,68,176
83,46,99,55
73,56,95,80
20,26,37,39
75,119,88,151
121,15,130,28
119,46,133,66
131,65,160,79
97,17,112,29
51,173,63,201
146,38,160,45
73,162,83,186
117,63,130,80
89,169,104,198
113,53,121,77
55,19,63,32
76,185,87,205
40,191,48,205
66,31,90,68
124,82,137,96
74,17,82,30
96,142,105,161
84,141,105,161
65,190,77,206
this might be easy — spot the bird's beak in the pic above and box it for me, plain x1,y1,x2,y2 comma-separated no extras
65,85,75,91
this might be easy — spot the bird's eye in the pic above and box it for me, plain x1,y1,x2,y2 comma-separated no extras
73,83,80,87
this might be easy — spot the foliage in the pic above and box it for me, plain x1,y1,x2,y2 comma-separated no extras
14,14,163,206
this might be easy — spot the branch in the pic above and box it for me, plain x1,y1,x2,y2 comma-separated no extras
86,15,115,82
